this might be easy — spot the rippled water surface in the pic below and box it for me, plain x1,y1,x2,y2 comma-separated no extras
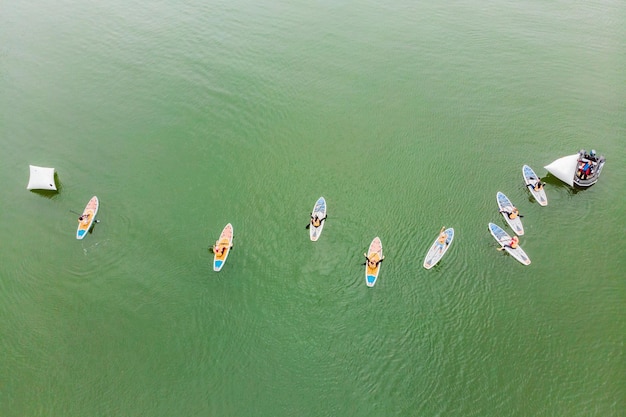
1,1,625,416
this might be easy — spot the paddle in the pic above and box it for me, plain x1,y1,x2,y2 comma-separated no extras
209,245,234,254
526,183,545,191
70,210,100,223
362,254,384,266
499,210,524,219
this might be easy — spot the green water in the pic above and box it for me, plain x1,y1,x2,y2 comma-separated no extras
2,1,625,416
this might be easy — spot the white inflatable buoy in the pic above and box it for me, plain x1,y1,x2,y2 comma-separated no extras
544,154,578,187
27,165,57,191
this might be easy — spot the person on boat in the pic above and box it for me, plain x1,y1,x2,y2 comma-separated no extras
363,253,384,269
589,149,597,161
435,227,449,252
500,207,522,220
577,160,585,178
580,160,592,180
505,236,519,250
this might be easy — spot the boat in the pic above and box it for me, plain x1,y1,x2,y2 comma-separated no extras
309,197,327,242
488,223,531,266
76,196,99,239
522,165,547,206
544,149,606,188
365,237,383,287
496,192,524,236
423,227,454,269
213,223,233,271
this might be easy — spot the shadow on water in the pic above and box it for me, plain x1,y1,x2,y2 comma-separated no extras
541,174,586,196
29,189,59,199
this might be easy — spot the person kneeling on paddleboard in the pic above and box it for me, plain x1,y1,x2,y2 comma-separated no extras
211,240,231,256
505,236,519,250
363,254,384,269
500,207,523,220
528,180,544,192
306,214,327,229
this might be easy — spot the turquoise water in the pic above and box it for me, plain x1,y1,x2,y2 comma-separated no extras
2,1,625,416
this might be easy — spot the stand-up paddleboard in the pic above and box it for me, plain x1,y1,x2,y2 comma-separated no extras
309,196,327,242
488,223,531,265
365,237,383,287
213,223,233,272
423,227,454,269
76,196,99,240
522,165,547,206
496,191,524,236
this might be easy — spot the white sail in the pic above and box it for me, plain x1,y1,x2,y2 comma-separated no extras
544,154,579,187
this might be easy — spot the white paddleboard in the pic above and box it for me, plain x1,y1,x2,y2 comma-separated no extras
309,197,327,242
76,196,99,240
423,228,454,269
213,223,233,272
489,222,531,266
365,237,383,287
496,191,524,236
522,165,547,206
